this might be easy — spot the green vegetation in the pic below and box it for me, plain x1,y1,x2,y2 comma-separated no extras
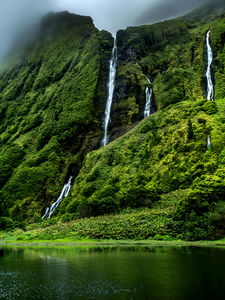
0,12,113,221
1,5,225,241
1,189,225,243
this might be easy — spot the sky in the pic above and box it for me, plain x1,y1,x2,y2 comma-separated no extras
0,0,211,58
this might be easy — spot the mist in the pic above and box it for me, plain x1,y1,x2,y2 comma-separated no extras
135,0,211,26
0,0,56,58
0,0,212,58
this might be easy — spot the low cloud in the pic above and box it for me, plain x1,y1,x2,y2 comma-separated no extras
0,0,212,58
0,0,56,57
135,0,210,25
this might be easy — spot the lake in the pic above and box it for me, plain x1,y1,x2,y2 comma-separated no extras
1,245,225,299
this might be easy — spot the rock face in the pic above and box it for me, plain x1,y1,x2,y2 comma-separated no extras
101,30,154,144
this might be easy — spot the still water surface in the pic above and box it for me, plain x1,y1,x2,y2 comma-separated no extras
1,245,225,299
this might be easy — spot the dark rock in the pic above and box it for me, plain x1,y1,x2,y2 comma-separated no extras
191,47,195,65
162,63,167,73
150,92,157,114
117,45,137,63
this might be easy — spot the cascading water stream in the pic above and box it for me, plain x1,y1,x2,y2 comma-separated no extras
206,136,211,150
42,176,73,219
144,77,152,118
102,39,117,147
205,30,214,150
206,30,214,101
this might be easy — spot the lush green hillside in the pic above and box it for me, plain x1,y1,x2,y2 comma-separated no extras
58,5,225,237
0,11,113,221
1,4,225,241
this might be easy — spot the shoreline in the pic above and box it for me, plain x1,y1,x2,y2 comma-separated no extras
1,239,225,248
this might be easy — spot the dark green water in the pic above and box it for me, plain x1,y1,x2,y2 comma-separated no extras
0,245,225,299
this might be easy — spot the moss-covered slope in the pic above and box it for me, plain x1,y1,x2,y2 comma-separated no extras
0,11,113,221
2,3,225,228
58,6,225,225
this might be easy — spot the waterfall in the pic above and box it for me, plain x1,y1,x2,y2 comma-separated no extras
206,136,211,150
144,77,152,118
205,30,214,150
102,39,117,147
206,30,214,101
146,77,151,84
42,176,73,219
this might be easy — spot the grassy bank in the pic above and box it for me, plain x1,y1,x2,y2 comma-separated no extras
1,189,224,245
2,237,225,249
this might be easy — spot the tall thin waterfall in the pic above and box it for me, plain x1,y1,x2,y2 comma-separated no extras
42,176,73,219
206,136,211,150
205,30,214,150
206,30,214,101
102,39,117,147
144,77,152,118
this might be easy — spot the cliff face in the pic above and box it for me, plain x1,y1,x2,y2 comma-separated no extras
0,12,113,220
1,3,225,223
102,18,205,144
62,4,225,221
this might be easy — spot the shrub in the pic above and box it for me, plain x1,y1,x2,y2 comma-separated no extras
174,211,210,241
86,168,99,182
67,198,80,213
0,217,15,231
82,183,96,197
61,213,77,223
202,101,218,114
119,186,159,209
208,202,225,240
174,175,225,219
93,196,119,216
96,185,116,200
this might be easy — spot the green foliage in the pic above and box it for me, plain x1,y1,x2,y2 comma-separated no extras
0,217,15,231
61,213,77,223
82,183,96,197
172,211,210,241
86,168,99,182
0,216,25,231
1,8,225,231
187,119,194,140
208,202,225,240
0,12,113,221
175,175,225,219
85,196,119,217
0,143,25,190
119,186,159,209
202,101,218,114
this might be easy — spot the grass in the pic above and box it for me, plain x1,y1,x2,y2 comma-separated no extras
2,237,225,250
0,189,213,245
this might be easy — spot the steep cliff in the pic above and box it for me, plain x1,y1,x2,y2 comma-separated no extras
1,2,225,237
0,11,113,221
60,3,225,230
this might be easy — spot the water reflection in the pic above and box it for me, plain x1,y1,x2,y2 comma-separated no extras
0,245,225,299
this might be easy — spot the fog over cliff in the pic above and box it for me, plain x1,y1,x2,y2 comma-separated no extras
0,0,210,57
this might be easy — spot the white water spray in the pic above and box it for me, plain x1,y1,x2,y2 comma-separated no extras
42,176,73,219
205,30,214,150
146,77,151,84
206,30,214,101
206,136,211,150
102,39,117,147
144,77,152,118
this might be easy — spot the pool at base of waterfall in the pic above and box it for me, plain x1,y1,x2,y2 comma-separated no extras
1,245,225,299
